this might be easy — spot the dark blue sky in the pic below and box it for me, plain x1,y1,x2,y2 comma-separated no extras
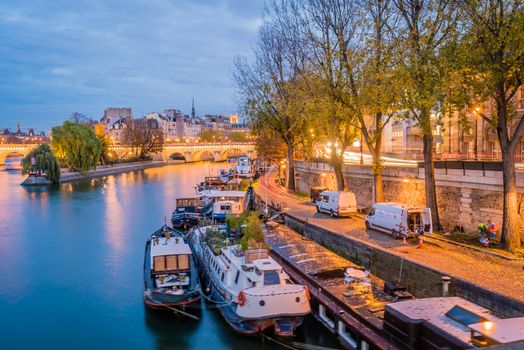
0,0,264,131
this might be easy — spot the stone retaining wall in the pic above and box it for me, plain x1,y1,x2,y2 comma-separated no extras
295,161,524,234
284,214,524,317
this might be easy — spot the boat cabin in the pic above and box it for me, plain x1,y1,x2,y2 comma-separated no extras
199,190,247,219
384,297,524,349
150,236,193,287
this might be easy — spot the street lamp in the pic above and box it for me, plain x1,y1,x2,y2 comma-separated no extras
473,105,481,160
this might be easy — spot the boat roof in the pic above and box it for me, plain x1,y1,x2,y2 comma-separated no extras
200,190,246,198
253,258,281,271
468,318,524,344
151,237,192,257
386,297,498,343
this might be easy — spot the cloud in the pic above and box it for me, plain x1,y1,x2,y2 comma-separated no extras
0,0,264,130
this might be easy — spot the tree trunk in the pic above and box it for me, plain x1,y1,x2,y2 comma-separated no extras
331,149,345,191
423,133,441,230
286,145,295,192
371,152,384,203
500,149,521,251
333,160,345,191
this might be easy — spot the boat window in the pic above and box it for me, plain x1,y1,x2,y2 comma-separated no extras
154,256,166,272
221,272,225,282
234,270,240,284
264,270,280,285
445,305,487,326
178,255,189,270
166,255,178,270
220,205,231,211
322,195,329,203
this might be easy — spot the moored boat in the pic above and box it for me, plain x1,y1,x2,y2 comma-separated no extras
171,198,202,229
3,156,23,170
189,224,311,336
143,225,200,310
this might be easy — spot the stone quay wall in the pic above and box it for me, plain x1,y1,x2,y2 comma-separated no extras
294,160,524,234
284,214,524,317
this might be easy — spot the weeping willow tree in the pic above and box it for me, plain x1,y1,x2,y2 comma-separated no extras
22,144,60,183
51,121,102,174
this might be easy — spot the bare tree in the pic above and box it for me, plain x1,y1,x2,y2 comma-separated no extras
233,1,310,191
69,112,95,125
124,119,164,159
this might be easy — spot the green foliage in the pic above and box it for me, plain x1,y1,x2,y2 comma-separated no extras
22,144,60,183
228,132,249,142
239,179,250,191
226,211,266,251
198,129,226,142
51,121,102,174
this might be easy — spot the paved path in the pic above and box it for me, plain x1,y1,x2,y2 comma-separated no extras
256,173,524,304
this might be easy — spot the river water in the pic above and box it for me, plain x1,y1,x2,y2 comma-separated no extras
0,163,340,350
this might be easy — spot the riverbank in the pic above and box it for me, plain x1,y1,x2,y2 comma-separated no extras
255,173,524,318
21,160,183,185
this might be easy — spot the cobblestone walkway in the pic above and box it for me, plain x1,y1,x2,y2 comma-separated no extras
256,174,524,304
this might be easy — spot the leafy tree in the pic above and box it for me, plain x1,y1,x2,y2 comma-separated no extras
255,128,286,164
51,121,103,174
228,131,248,142
123,118,164,159
22,144,60,183
450,0,524,250
393,0,459,229
198,129,225,142
358,0,402,202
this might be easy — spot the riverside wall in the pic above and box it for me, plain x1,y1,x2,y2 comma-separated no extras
294,160,524,234
283,214,524,317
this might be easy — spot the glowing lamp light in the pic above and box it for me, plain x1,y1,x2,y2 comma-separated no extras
353,139,361,147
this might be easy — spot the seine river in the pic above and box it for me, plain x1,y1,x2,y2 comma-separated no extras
0,163,339,350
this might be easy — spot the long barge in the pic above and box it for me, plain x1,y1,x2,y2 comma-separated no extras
264,221,524,350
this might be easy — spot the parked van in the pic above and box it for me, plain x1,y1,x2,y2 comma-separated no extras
316,191,358,217
365,203,432,238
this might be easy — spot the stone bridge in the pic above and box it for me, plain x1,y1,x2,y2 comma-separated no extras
109,142,255,162
0,142,256,164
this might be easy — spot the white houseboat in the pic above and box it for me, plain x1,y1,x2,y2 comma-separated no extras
189,225,311,336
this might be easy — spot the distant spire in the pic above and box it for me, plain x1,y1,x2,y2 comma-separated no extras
191,97,196,118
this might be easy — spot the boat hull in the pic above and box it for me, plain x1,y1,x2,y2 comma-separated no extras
144,289,201,309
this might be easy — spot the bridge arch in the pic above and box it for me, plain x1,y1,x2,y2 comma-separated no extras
192,150,214,162
169,152,186,161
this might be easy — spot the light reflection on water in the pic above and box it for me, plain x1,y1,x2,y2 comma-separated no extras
0,163,340,350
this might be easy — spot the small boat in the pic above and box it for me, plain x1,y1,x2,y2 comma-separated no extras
189,225,311,336
171,198,202,229
199,190,248,221
143,225,200,310
234,156,255,178
3,156,23,170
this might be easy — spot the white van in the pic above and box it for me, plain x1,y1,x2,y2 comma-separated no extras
365,203,432,238
316,191,358,217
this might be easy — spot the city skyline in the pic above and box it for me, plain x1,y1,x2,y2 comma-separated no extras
0,0,264,130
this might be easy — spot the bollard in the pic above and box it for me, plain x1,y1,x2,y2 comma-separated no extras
441,276,451,297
